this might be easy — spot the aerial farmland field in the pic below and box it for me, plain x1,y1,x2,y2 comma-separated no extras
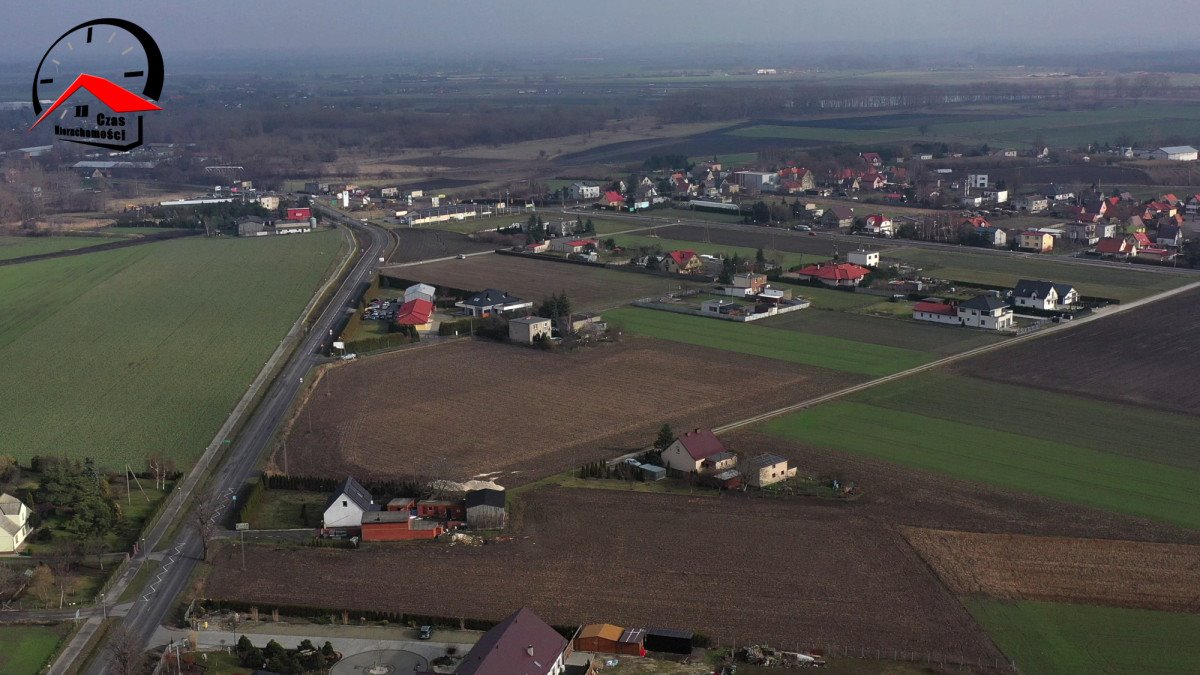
384,253,705,310
205,487,1003,662
603,307,930,376
761,402,1200,528
271,338,859,484
903,527,1200,612
966,600,1200,675
0,624,72,675
957,285,1200,414
0,230,346,469
0,234,113,261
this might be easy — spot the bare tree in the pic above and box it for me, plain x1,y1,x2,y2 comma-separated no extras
146,454,175,491
0,565,22,606
106,626,146,675
192,492,220,562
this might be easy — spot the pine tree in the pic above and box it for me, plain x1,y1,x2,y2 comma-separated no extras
654,424,675,450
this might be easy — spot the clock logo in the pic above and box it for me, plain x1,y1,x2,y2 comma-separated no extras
29,18,164,151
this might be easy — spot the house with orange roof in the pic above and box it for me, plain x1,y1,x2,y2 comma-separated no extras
661,249,704,275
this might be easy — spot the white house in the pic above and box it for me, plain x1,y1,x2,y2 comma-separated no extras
847,249,880,267
966,174,989,189
661,429,729,473
1012,196,1049,212
566,182,601,200
1151,146,1199,161
733,171,778,192
957,295,1014,330
744,454,797,488
863,214,893,236
1012,280,1079,311
912,300,960,325
0,493,32,553
322,477,375,532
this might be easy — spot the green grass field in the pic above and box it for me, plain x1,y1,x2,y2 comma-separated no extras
968,600,1200,675
0,231,346,469
853,372,1200,472
250,490,327,529
882,246,1185,302
0,235,113,261
764,306,1002,355
604,307,929,376
0,624,72,675
612,233,815,270
730,105,1200,149
762,401,1200,528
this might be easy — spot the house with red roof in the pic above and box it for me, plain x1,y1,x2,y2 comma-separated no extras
661,249,703,275
1132,231,1153,248
861,152,883,168
789,262,871,288
1095,236,1137,258
777,167,815,191
602,191,624,208
661,429,731,473
395,298,434,331
549,238,598,254
864,214,893,236
912,300,960,325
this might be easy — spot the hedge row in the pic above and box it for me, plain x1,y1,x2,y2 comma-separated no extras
262,473,425,499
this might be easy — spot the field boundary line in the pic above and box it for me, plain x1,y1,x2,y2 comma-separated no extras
713,279,1200,435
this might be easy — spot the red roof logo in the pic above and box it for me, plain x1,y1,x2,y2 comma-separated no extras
31,73,161,131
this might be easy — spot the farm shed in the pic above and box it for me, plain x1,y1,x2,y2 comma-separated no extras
416,499,465,521
744,453,798,488
386,497,415,512
639,464,666,481
707,469,743,490
575,624,647,656
645,628,693,655
465,488,506,529
360,512,444,542
701,451,738,473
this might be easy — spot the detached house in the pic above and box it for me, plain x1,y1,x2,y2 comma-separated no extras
790,262,871,288
1095,236,1137,259
456,289,533,318
0,493,32,553
823,206,856,229
863,214,893,236
1012,280,1079,311
662,250,704,275
744,454,797,488
457,608,573,675
1018,231,1054,253
322,477,376,535
661,429,730,474
958,295,1014,330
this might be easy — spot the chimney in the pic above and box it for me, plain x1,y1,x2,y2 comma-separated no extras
526,645,534,657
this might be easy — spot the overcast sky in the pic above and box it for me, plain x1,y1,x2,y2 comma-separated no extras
1,0,1195,63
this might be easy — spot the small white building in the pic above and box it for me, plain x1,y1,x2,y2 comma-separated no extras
567,182,601,200
1012,196,1049,212
0,493,32,553
509,316,553,344
966,174,989,189
322,477,375,532
404,283,436,304
847,249,880,268
275,222,312,235
744,454,797,488
733,171,778,192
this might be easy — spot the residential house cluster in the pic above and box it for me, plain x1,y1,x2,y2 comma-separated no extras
659,429,797,489
321,477,506,542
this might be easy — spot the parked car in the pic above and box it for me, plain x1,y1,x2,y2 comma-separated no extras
419,625,433,640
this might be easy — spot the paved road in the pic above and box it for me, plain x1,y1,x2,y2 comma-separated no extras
61,216,393,675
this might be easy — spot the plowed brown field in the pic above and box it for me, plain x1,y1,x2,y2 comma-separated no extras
903,528,1200,613
206,487,1003,660
955,286,1200,415
271,339,860,485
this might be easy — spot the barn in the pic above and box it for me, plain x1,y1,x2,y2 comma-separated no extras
574,625,646,656
465,489,506,529
359,512,444,542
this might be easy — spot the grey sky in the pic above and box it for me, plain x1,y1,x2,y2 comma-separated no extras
1,0,1195,62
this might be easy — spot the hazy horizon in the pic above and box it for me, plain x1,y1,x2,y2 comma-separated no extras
2,0,1197,65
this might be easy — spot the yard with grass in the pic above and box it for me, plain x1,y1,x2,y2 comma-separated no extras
603,307,930,376
248,490,327,530
0,235,113,260
762,402,1200,528
0,624,72,675
967,600,1200,675
763,305,1002,355
0,230,347,470
611,233,815,270
881,246,1187,302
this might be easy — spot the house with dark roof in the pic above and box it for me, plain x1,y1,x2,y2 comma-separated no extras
465,489,506,529
1095,236,1137,258
1157,223,1183,247
1012,280,1079,311
322,477,377,534
455,608,572,675
823,205,856,228
661,429,730,473
456,289,533,318
958,295,1013,330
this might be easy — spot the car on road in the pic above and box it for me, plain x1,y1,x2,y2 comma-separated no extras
419,625,433,640
456,254,467,259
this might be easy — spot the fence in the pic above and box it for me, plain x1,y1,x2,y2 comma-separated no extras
708,638,1019,673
